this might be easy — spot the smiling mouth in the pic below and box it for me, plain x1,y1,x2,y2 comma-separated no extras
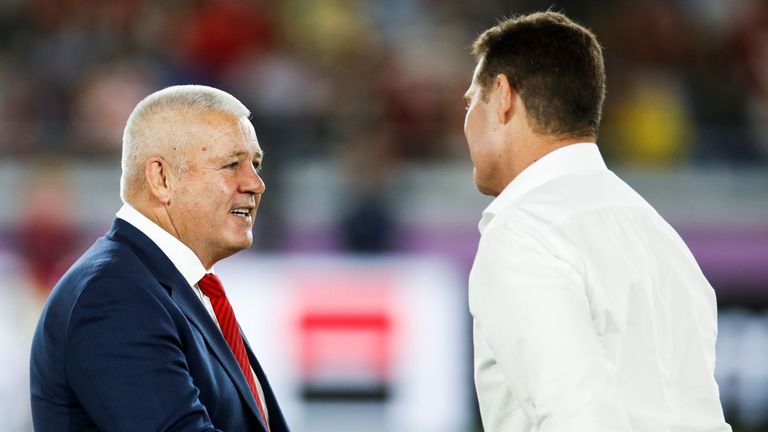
229,208,252,218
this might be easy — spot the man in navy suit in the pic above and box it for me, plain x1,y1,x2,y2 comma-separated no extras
30,85,289,431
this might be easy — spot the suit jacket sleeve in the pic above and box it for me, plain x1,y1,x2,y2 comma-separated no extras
65,275,221,432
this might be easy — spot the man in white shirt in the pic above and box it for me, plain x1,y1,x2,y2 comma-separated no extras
463,11,731,431
30,85,289,431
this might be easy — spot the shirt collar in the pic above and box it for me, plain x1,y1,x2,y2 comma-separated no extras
116,203,211,287
479,142,608,233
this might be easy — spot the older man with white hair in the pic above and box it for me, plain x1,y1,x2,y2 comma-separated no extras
30,85,289,432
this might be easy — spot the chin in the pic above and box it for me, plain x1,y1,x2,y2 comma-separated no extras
473,170,500,197
476,184,500,197
222,234,254,256
233,236,253,252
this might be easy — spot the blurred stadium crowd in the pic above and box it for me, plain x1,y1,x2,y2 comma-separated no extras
1,0,768,431
2,0,768,163
2,0,768,280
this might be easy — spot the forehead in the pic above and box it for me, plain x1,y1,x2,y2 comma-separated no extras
467,58,485,93
200,113,262,158
472,58,484,81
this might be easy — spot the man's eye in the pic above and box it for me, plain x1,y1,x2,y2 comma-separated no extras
224,162,238,169
252,162,262,173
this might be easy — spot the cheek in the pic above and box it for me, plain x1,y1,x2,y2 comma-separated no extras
200,175,232,197
463,109,471,137
172,176,235,220
464,111,477,152
464,106,477,138
465,107,487,152
175,180,220,217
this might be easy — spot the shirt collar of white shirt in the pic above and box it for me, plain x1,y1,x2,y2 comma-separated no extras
116,203,211,287
479,142,608,233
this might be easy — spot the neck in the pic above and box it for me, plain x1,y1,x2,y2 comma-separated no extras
131,199,177,237
128,198,216,268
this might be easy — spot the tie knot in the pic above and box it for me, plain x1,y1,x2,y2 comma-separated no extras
198,273,226,298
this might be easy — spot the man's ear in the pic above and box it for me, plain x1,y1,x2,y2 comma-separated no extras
494,74,515,124
144,156,173,205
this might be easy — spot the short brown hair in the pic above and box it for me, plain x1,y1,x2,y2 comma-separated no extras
472,11,606,139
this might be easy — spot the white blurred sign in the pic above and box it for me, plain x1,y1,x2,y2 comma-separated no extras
218,253,471,432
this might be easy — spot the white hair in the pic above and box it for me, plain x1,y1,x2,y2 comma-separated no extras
120,84,250,202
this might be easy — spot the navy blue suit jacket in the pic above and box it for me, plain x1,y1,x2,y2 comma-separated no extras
30,219,289,432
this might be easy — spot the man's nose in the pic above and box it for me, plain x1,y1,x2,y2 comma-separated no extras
241,168,266,195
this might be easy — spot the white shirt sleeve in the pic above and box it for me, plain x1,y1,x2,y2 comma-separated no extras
471,220,633,431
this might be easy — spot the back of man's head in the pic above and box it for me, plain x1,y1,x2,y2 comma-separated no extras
120,85,250,203
472,11,606,140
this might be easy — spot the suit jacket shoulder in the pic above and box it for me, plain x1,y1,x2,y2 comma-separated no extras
30,219,288,432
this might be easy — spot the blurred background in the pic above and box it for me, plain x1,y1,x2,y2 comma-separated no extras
1,0,767,430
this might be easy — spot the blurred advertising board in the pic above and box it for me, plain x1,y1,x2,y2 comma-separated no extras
218,254,471,432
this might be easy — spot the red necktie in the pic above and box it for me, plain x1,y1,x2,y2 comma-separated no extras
198,273,269,429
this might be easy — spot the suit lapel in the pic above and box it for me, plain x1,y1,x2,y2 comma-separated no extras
243,336,289,431
170,280,269,431
107,219,268,430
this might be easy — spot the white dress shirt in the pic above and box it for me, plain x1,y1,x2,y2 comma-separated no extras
116,204,268,420
469,143,730,432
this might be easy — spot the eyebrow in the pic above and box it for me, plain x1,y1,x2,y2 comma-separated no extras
225,149,264,160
